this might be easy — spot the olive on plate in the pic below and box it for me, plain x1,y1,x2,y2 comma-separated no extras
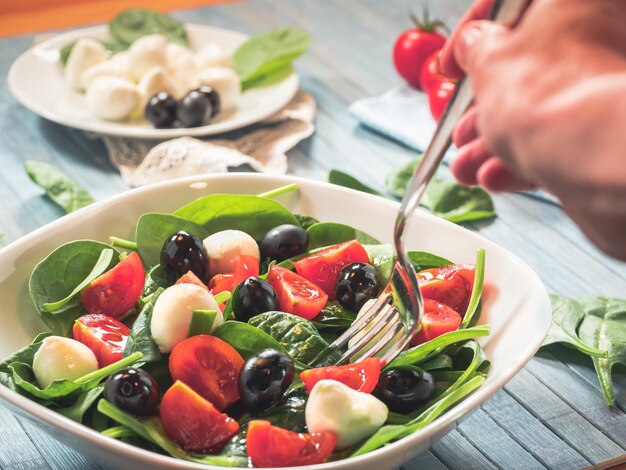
195,86,220,118
144,91,177,128
233,277,277,322
335,262,379,312
104,368,160,417
238,349,294,413
260,224,308,262
177,89,213,128
373,368,434,413
160,231,209,283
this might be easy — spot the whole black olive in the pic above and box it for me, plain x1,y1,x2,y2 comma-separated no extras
144,92,177,128
160,231,208,283
238,349,294,413
335,262,379,312
233,277,277,322
177,89,213,127
104,368,160,416
259,224,308,262
195,86,220,118
373,368,434,413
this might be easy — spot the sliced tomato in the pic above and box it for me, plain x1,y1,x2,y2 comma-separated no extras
81,251,145,319
176,271,209,291
293,240,369,299
246,420,336,468
300,358,381,394
72,314,130,367
412,299,463,345
209,255,260,295
169,335,244,411
266,265,328,320
418,263,475,314
160,380,239,453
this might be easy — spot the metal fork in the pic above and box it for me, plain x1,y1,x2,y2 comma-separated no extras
313,0,531,367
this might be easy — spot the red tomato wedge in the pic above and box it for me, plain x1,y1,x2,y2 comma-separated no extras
72,314,130,367
169,335,244,411
418,263,475,314
176,271,209,291
293,240,369,299
209,255,260,295
412,299,463,345
160,380,239,453
81,251,145,319
246,420,336,468
266,265,328,320
300,358,381,394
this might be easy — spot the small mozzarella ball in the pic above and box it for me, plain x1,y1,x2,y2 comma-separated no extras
86,77,140,121
195,43,231,70
198,66,240,110
203,230,260,277
65,38,108,91
166,43,199,93
150,284,222,353
32,336,99,389
80,52,132,89
306,379,388,448
348,299,403,361
137,66,181,109
128,34,168,81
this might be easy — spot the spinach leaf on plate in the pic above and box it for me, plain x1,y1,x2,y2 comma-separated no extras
293,214,319,230
123,288,163,363
408,251,453,271
364,244,394,287
386,159,419,199
460,249,485,329
56,385,104,423
306,222,380,250
0,332,52,392
109,9,188,47
328,169,384,197
311,302,356,331
25,161,94,213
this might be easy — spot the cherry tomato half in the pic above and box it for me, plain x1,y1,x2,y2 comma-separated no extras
246,420,336,468
176,270,209,291
300,357,381,394
169,335,244,411
412,299,462,345
293,240,369,299
428,80,456,122
73,314,130,367
160,380,239,453
209,254,260,295
393,27,446,89
81,251,145,319
418,263,475,314
266,265,328,320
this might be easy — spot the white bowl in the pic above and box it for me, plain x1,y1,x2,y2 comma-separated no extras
0,174,551,470
7,24,299,139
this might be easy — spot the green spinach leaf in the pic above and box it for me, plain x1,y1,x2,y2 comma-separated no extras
109,9,188,47
123,288,163,363
56,385,104,422
293,214,319,230
0,332,52,392
386,159,419,199
306,222,380,250
25,161,95,213
461,249,485,328
212,321,291,361
364,244,394,287
311,302,356,331
408,251,453,271
328,169,384,197
422,179,496,224
420,354,453,371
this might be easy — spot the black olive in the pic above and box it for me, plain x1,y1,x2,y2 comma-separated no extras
259,224,308,262
104,368,160,417
195,86,220,118
233,277,277,322
335,262,379,312
177,89,213,127
238,349,294,414
160,231,208,283
373,368,434,413
144,92,177,128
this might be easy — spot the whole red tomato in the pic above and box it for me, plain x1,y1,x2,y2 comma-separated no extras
428,80,456,122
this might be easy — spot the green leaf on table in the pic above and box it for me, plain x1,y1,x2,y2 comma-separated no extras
25,161,95,213
306,222,380,250
0,332,52,392
293,214,319,230
328,169,384,197
123,288,163,363
29,240,117,336
422,179,496,224
386,159,419,199
233,27,310,89
408,251,453,271
108,9,188,47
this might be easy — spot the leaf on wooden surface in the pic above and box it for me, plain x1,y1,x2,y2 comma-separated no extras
25,161,94,213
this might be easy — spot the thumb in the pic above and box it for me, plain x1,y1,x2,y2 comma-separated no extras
454,20,509,74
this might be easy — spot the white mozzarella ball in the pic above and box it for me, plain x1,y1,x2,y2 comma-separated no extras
150,283,222,353
80,52,132,89
305,379,388,448
128,34,168,81
197,66,241,111
166,43,199,93
195,43,231,70
202,230,260,277
85,77,140,121
348,299,403,361
65,38,108,91
32,336,99,389
137,66,181,109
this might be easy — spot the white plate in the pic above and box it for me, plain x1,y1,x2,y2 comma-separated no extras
7,25,299,139
0,174,551,470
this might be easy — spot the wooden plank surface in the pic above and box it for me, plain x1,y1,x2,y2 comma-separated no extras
1,1,626,469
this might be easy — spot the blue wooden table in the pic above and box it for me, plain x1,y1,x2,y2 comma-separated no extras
1,1,626,469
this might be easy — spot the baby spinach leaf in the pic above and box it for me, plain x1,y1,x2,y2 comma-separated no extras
174,194,299,242
408,251,453,271
422,179,496,224
306,222,380,250
25,161,94,213
328,169,384,197
364,244,394,287
108,9,188,47
212,321,291,360
293,214,319,230
311,302,356,331
461,249,485,328
233,27,310,89
123,288,163,363
420,354,453,371
97,400,246,467
386,159,419,199
56,384,104,422
29,240,117,336
0,332,52,392
135,213,209,268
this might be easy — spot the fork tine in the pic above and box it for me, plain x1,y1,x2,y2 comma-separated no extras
339,318,403,364
327,294,391,350
379,333,415,366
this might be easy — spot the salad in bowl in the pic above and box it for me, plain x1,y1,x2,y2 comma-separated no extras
0,182,490,468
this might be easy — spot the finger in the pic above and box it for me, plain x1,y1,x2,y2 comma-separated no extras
441,0,495,78
453,20,509,75
476,157,537,192
453,106,480,148
450,137,493,186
